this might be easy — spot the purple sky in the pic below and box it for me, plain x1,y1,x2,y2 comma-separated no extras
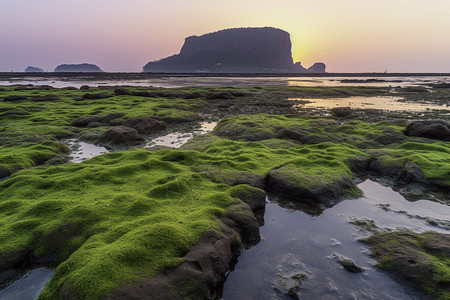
1,0,450,72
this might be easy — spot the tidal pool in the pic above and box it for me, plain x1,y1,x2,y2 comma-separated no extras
0,268,54,300
64,121,217,163
290,96,448,112
221,179,449,299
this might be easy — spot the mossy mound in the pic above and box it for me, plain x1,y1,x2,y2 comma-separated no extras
362,231,450,299
0,149,256,299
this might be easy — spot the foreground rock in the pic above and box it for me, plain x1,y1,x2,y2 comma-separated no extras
72,113,125,127
54,63,103,72
404,120,450,141
362,231,450,299
97,126,145,145
123,116,167,134
143,27,325,73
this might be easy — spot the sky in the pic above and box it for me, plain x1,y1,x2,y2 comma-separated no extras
1,0,450,73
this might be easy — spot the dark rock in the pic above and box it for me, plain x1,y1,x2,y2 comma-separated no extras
229,184,266,213
79,85,90,90
114,88,132,96
404,120,450,141
183,91,205,99
143,27,325,73
362,231,450,298
2,95,27,102
72,113,125,127
97,126,145,145
276,125,309,141
213,121,274,141
432,83,450,89
54,63,103,72
348,156,372,176
400,86,429,93
25,66,44,72
273,273,307,299
31,95,59,102
372,132,406,145
0,167,12,179
331,107,352,118
397,163,425,184
307,62,326,73
225,201,261,245
206,91,235,100
123,116,167,134
81,93,112,100
332,253,365,273
266,164,358,205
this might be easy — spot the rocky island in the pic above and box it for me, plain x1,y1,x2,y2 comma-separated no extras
25,66,44,72
143,27,326,73
54,63,103,72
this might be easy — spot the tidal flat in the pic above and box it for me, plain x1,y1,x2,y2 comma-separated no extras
0,81,449,299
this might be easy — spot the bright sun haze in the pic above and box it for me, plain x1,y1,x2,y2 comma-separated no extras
1,0,449,72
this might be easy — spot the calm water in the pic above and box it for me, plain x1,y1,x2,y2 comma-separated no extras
0,268,54,300
1,76,449,88
291,96,449,111
221,180,449,299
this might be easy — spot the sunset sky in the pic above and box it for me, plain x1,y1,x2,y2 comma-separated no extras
1,0,449,72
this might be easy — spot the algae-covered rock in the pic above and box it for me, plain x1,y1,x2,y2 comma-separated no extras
273,272,307,299
72,113,125,127
404,120,450,141
123,116,167,135
362,231,450,299
266,162,360,205
331,253,365,273
229,184,266,213
97,126,145,145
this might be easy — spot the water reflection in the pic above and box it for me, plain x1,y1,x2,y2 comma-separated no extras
0,268,54,300
290,96,448,111
222,179,449,299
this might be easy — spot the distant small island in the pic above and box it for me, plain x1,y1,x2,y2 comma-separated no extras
143,27,326,73
25,66,44,72
54,63,103,72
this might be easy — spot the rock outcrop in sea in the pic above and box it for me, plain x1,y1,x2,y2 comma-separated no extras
143,27,326,73
54,63,103,72
25,66,44,72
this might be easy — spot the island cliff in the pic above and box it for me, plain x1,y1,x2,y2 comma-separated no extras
54,63,103,72
143,27,325,73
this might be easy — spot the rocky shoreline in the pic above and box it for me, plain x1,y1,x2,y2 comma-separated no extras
0,83,449,299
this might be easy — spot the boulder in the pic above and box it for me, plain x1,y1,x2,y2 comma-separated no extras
72,113,125,127
332,253,365,273
404,120,450,141
331,107,352,118
123,116,167,134
97,126,145,145
362,231,450,298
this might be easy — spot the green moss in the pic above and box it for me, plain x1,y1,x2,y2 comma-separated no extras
0,149,237,299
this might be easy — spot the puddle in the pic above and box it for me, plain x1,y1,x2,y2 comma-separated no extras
63,139,109,163
0,268,54,300
221,179,449,299
290,96,448,112
63,121,217,163
145,121,217,148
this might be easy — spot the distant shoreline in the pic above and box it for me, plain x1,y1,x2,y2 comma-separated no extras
1,72,449,80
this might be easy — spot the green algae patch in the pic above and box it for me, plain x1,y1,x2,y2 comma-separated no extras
362,231,450,299
373,141,450,185
0,149,238,299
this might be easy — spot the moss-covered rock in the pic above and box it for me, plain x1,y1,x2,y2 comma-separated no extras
362,231,450,299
